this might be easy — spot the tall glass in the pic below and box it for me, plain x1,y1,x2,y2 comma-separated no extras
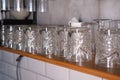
5,25,14,48
13,25,25,51
0,25,6,46
95,20,120,68
41,26,58,58
35,25,43,55
68,26,92,64
57,26,69,59
24,25,37,54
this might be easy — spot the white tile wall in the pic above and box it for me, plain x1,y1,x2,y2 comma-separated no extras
13,54,28,69
0,62,8,75
0,50,103,80
2,51,14,64
46,63,69,80
69,70,102,80
36,74,52,80
21,69,37,80
7,64,16,79
0,73,4,80
2,75,14,80
0,61,3,73
0,50,2,60
28,58,46,75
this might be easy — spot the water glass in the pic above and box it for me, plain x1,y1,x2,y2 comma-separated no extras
5,25,14,48
35,25,43,55
0,25,6,46
13,25,25,51
95,20,120,68
41,26,58,58
68,26,92,63
57,26,69,59
24,25,37,54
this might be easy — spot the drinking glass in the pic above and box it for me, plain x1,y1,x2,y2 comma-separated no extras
95,20,120,68
35,25,43,55
68,26,92,64
5,25,15,48
24,25,37,54
13,25,25,51
0,25,6,46
57,26,70,59
41,26,58,58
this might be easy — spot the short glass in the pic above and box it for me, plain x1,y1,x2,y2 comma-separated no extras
95,20,120,68
57,26,69,59
68,26,92,64
24,25,37,54
5,25,15,48
0,25,6,46
35,25,43,55
13,25,25,51
41,26,58,58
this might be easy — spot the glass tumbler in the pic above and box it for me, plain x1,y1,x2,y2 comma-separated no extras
0,25,6,46
35,25,43,55
24,26,37,54
95,20,120,68
13,25,25,51
68,27,92,64
5,25,15,48
41,26,58,58
57,26,69,59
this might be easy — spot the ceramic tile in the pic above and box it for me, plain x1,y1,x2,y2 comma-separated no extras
46,63,69,80
28,58,45,75
69,69,102,80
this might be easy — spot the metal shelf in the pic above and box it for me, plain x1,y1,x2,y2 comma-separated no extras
0,19,34,25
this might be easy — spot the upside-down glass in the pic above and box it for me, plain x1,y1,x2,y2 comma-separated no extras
95,20,120,68
68,26,92,64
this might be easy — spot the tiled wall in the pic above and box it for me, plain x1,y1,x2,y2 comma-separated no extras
37,0,120,25
0,50,105,80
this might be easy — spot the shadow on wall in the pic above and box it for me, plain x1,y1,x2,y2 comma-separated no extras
37,0,120,25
